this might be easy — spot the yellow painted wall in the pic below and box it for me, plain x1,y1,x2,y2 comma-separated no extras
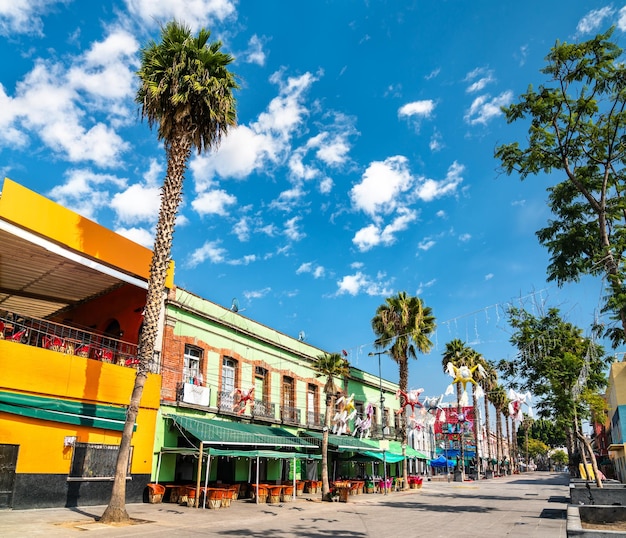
0,178,174,288
608,363,626,411
0,340,161,475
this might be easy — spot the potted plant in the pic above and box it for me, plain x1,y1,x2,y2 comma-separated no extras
408,476,423,489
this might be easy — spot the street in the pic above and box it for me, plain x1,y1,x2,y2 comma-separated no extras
0,472,569,537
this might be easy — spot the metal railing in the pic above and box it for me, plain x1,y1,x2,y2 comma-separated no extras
280,405,301,425
0,311,150,371
218,390,236,413
252,399,275,420
306,411,325,429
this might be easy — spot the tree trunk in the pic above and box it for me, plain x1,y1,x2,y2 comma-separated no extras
321,393,334,500
100,136,191,524
399,358,409,489
576,430,603,488
484,396,492,469
472,389,480,480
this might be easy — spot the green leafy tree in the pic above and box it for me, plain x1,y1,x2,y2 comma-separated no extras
489,385,508,475
372,292,436,489
551,449,569,467
101,21,238,524
313,352,350,500
495,28,626,347
500,307,611,486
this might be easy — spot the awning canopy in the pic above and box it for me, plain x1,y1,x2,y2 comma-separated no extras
166,414,316,449
300,430,382,452
157,446,321,460
386,440,428,459
0,390,131,431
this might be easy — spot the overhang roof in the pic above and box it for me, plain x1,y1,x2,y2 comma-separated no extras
0,178,172,319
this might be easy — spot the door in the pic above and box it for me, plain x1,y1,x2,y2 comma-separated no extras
0,444,18,509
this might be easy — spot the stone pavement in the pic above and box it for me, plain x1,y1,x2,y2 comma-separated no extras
0,472,570,537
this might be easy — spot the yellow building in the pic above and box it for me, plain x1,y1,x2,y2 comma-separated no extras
0,178,170,509
607,361,626,483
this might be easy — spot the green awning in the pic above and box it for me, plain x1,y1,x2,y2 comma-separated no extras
166,414,315,448
300,430,382,452
0,390,131,431
208,448,321,460
386,440,428,459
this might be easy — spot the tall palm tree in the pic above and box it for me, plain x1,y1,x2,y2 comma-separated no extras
101,21,238,524
441,339,473,475
479,361,498,473
490,385,507,475
372,292,436,490
468,350,485,479
313,352,350,500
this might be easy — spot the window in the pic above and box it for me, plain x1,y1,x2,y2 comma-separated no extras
183,345,202,384
282,376,294,408
255,366,268,401
307,384,319,425
222,357,236,393
69,443,132,479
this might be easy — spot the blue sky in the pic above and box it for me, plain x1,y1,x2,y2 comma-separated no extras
0,1,623,401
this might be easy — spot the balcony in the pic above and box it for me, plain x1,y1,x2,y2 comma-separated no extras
281,405,301,425
306,411,325,429
178,382,211,407
218,390,237,414
252,399,276,420
0,311,150,371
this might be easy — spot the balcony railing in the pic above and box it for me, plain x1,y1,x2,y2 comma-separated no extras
218,390,236,413
252,399,275,420
281,405,301,425
0,311,153,371
306,411,325,429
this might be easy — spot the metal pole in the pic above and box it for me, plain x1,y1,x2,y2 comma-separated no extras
368,351,387,439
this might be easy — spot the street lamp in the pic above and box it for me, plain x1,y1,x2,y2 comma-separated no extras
368,351,389,439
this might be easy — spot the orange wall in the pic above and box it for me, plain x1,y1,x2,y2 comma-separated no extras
0,340,161,474
53,284,147,344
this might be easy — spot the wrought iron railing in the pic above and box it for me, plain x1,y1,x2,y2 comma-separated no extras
252,399,275,420
306,411,325,429
0,311,153,371
218,390,236,413
281,405,301,425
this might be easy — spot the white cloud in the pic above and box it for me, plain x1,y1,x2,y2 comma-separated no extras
296,262,325,278
416,279,436,295
414,161,464,202
284,216,305,241
485,273,494,281
192,189,237,216
459,233,471,242
352,224,383,251
233,217,250,241
577,7,614,35
350,155,413,217
0,0,67,36
319,177,333,194
48,168,128,220
110,160,163,225
191,71,318,187
187,240,228,267
335,271,392,296
418,239,436,251
464,67,495,93
125,0,236,31
243,34,267,65
618,7,626,32
464,91,513,125
352,208,418,252
398,100,435,118
244,287,271,300
115,226,154,248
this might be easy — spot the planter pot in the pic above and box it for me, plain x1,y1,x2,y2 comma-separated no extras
568,504,626,536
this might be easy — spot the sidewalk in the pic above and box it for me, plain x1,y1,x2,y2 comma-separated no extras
0,472,570,537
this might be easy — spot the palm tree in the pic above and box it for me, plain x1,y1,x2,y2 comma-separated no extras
101,21,238,524
372,292,436,490
479,361,498,473
441,339,473,475
468,350,485,479
313,352,350,500
490,385,507,475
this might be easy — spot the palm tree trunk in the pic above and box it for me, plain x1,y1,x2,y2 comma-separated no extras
399,359,409,489
505,413,511,475
321,394,334,499
101,136,191,523
495,404,502,475
472,390,480,480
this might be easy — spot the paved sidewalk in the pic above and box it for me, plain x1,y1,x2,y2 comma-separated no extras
0,472,570,537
